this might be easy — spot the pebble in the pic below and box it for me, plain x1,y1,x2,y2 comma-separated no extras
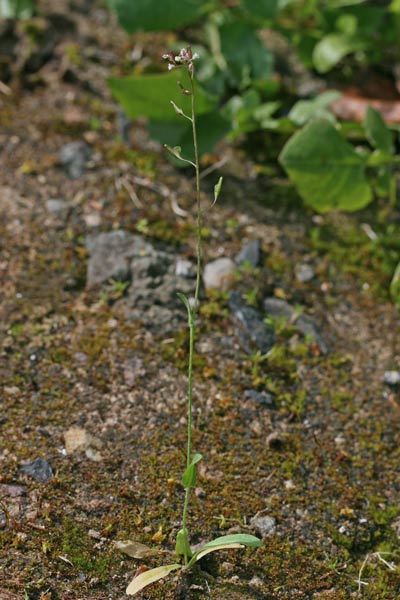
21,458,53,483
229,292,275,354
250,514,276,537
116,108,131,143
244,389,276,409
45,198,70,219
235,240,260,268
175,258,195,278
382,370,400,388
85,230,140,287
295,263,315,283
203,257,236,292
59,141,91,179
123,356,146,387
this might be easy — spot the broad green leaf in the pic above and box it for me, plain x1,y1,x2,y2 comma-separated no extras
108,70,214,123
241,0,279,19
288,91,341,126
126,564,181,595
188,533,261,567
175,527,192,557
364,106,393,154
182,453,202,488
312,33,364,73
390,0,400,13
213,177,223,205
106,0,204,33
219,22,274,86
390,262,400,308
0,0,35,18
279,119,372,212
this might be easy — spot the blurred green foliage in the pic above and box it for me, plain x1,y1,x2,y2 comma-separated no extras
106,0,400,301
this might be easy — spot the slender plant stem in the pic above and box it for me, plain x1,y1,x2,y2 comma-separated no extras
181,68,202,566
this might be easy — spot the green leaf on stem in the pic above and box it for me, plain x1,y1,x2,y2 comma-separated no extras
212,177,223,206
177,292,192,317
182,453,202,489
126,564,181,595
175,527,192,558
187,533,262,567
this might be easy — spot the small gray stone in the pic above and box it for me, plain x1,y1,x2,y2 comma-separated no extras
203,257,236,292
21,458,53,483
383,370,400,388
122,245,196,332
229,292,275,354
235,240,260,268
175,258,195,278
86,230,151,288
116,108,131,143
244,389,276,409
59,141,91,179
295,263,315,283
250,514,276,537
123,356,146,387
46,198,70,219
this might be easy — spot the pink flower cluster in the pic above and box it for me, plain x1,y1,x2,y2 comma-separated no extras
163,46,199,74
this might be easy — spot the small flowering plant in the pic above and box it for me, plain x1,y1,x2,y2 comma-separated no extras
125,47,261,596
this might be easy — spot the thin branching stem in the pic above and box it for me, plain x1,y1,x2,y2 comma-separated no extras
181,68,202,566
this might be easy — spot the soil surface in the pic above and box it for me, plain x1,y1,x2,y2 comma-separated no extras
1,2,399,600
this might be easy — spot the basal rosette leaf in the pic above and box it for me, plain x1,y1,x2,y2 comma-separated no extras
126,564,181,596
187,533,262,567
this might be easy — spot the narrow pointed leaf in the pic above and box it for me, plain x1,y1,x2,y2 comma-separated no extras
188,533,261,567
197,533,262,550
191,543,243,563
126,564,181,595
212,177,223,206
177,292,192,316
182,453,202,489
